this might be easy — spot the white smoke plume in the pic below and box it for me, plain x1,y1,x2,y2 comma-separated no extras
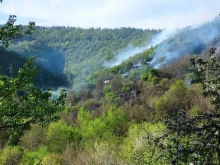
105,17,220,69
104,29,179,67
150,17,220,68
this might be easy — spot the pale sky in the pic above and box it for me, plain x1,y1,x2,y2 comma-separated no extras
0,0,219,29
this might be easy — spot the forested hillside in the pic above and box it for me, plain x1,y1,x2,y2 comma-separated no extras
86,17,220,90
1,5,220,164
7,17,220,90
8,27,160,89
2,44,220,164
0,46,67,88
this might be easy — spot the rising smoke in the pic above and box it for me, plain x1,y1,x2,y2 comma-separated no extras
150,17,220,68
104,29,179,67
105,17,220,69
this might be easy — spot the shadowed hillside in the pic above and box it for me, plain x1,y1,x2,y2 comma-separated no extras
0,46,67,88
7,27,160,89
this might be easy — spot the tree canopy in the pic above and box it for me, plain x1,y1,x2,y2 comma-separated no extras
0,1,66,142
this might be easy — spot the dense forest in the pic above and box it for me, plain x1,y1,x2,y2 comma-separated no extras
8,27,160,90
7,17,220,90
0,46,67,88
1,4,220,165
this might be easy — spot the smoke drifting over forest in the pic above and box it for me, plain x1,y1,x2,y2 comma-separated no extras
106,17,220,69
150,17,220,68
104,29,179,67
6,16,220,92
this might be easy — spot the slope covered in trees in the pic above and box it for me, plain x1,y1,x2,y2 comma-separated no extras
0,3,66,163
1,1,220,163
7,27,160,89
6,17,220,91
2,44,219,164
0,46,67,88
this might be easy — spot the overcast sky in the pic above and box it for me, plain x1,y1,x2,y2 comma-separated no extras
0,0,219,29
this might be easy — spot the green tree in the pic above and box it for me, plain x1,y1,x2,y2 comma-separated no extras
0,58,66,143
121,122,168,165
0,1,66,145
155,80,189,117
153,46,220,165
0,10,35,47
46,121,81,152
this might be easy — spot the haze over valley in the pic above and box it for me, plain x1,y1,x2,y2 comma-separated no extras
0,1,220,164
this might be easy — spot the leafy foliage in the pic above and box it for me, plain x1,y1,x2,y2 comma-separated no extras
0,57,66,130
0,2,66,151
151,46,220,165
0,15,35,47
0,46,67,88
1,1,220,164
